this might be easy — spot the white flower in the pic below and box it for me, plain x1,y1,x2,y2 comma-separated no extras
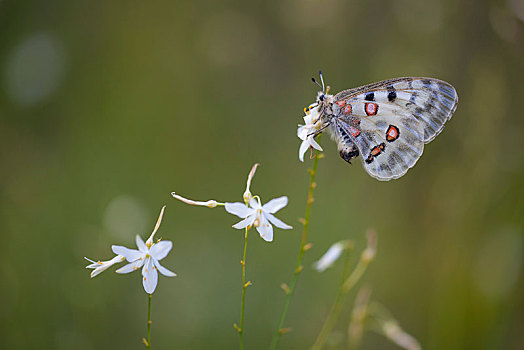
225,196,292,242
303,104,320,125
113,234,176,294
298,105,323,162
85,254,126,278
313,241,350,272
106,206,176,294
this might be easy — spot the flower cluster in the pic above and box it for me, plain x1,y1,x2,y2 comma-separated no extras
81,70,419,350
297,104,323,162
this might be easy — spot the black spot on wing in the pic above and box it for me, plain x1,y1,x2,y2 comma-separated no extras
387,91,397,102
422,79,432,87
386,85,397,102
364,92,375,101
387,85,396,102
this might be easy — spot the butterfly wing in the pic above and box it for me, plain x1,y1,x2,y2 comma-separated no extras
332,114,424,180
335,77,458,142
332,77,458,180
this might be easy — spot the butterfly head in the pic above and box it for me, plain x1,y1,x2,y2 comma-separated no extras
316,89,333,104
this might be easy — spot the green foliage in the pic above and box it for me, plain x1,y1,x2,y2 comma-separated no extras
0,0,523,349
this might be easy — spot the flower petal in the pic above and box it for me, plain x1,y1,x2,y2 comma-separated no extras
89,268,105,278
309,137,323,151
303,113,314,126
85,255,126,277
150,241,173,261
248,197,261,210
84,257,97,266
136,235,148,253
116,259,144,274
265,212,293,230
232,215,256,229
313,241,346,272
154,259,177,277
112,245,144,262
142,258,158,294
262,196,288,214
299,139,310,162
297,125,308,139
225,202,252,218
256,214,274,242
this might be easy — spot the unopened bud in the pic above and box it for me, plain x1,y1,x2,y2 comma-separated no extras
171,192,224,208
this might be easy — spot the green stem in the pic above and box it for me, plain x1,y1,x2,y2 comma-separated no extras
311,257,371,350
146,293,152,348
269,136,322,350
238,226,250,350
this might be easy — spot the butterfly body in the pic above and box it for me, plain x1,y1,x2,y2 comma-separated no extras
310,76,458,181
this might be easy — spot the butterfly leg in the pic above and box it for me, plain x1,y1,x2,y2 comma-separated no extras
307,121,331,138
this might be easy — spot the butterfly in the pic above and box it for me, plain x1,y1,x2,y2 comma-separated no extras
303,71,458,181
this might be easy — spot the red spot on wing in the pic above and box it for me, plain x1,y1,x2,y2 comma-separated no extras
368,143,386,160
336,100,346,107
365,102,378,116
348,126,361,137
386,125,400,142
343,104,352,114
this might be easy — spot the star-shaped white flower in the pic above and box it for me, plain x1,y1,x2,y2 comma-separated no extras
225,196,292,242
113,235,176,294
297,105,323,162
107,206,176,294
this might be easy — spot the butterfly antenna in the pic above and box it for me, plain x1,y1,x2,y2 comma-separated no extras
319,70,325,92
311,77,323,90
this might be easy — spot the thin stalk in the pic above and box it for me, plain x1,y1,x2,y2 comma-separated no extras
270,136,322,350
311,257,371,350
145,293,152,348
237,226,251,350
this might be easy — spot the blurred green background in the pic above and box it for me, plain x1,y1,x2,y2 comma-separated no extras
1,0,523,349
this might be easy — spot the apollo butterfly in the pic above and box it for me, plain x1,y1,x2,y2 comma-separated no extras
302,71,458,181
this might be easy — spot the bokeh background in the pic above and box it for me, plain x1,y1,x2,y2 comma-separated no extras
1,0,523,349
